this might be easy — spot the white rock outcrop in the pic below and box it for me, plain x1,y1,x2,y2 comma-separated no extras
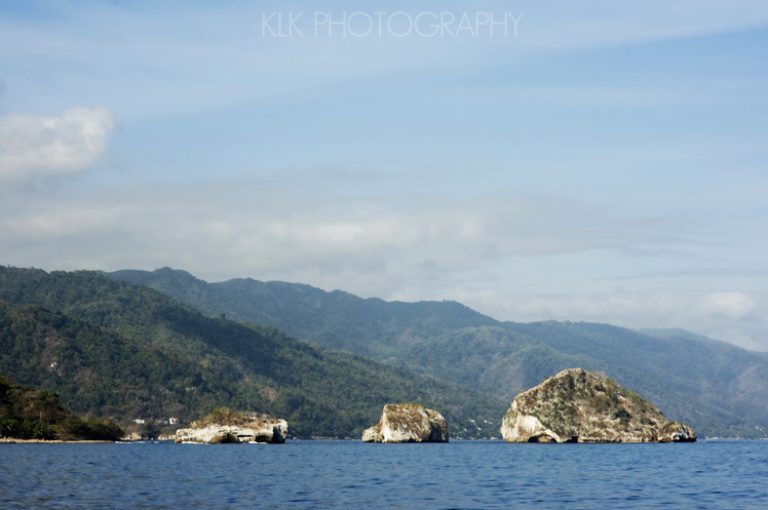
175,410,287,444
500,368,697,443
362,403,448,443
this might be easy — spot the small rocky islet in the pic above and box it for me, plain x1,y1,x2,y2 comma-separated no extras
174,407,287,444
362,403,449,443
500,368,696,443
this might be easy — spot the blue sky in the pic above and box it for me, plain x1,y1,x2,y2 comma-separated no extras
1,1,767,349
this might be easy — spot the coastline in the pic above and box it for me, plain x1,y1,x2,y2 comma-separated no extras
0,438,115,444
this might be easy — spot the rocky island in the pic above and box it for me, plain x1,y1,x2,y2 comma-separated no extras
500,368,696,443
175,407,288,444
362,403,449,443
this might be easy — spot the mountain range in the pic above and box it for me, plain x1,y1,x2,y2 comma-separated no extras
1,264,765,439
110,267,768,438
0,267,504,438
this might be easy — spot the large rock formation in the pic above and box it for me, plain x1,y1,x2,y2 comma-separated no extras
500,368,696,443
362,403,449,443
175,407,288,444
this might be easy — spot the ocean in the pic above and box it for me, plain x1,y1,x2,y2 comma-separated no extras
1,440,767,509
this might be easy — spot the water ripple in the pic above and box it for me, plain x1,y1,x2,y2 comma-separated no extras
1,441,768,509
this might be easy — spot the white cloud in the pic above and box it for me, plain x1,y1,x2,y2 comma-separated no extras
0,107,114,180
1,208,119,239
0,184,678,285
702,291,755,319
486,290,752,328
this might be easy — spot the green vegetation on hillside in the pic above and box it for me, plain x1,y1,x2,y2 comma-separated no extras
110,267,498,359
0,375,123,441
0,267,505,438
193,407,271,427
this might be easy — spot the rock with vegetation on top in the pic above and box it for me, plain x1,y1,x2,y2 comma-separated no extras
500,368,697,443
362,403,448,443
0,375,124,441
175,407,287,444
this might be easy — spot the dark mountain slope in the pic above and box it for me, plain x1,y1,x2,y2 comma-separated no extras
0,267,505,438
111,267,497,359
0,301,270,421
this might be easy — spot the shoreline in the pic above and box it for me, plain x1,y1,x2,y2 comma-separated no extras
0,438,115,444
3,436,766,444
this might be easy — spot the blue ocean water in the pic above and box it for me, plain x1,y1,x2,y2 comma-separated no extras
1,440,767,509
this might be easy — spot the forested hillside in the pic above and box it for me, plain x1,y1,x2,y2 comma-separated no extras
0,267,505,438
110,267,497,359
0,375,123,441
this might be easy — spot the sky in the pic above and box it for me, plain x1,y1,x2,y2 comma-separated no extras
1,0,767,349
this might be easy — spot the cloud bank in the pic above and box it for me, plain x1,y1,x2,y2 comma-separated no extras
702,291,755,320
1,180,764,350
0,107,114,181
